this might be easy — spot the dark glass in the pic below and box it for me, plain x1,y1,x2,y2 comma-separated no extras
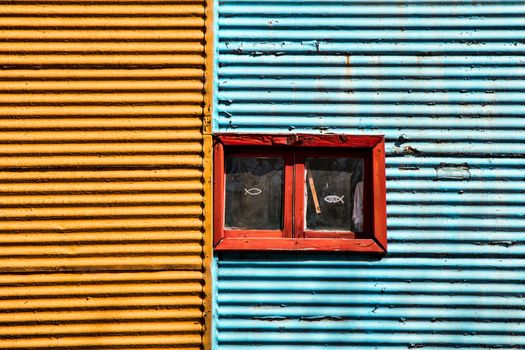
305,158,364,232
225,157,284,230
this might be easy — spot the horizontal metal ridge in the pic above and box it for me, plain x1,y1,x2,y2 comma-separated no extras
0,17,205,27
218,279,525,294
0,4,204,15
0,119,202,129
220,29,525,41
0,180,202,192
0,54,204,65
0,194,203,206
0,30,204,40
0,218,204,231
0,169,203,180
0,283,202,297
1,309,203,322
218,267,525,281
0,68,204,79
0,155,203,167
0,335,202,349
219,16,525,27
0,231,203,244
218,78,525,91
0,42,204,53
0,256,203,273
0,143,203,154
220,3,525,16
1,93,204,104
1,271,202,283
218,306,525,320
218,318,525,334
0,105,203,116
0,80,203,90
0,320,201,334
0,243,203,256
217,333,525,346
219,54,525,65
0,130,202,142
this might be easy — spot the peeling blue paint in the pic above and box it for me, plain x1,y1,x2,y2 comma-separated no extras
213,0,525,348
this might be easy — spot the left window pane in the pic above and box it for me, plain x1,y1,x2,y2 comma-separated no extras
225,157,284,230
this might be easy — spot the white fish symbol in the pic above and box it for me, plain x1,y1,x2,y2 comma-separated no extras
324,195,344,204
244,187,262,196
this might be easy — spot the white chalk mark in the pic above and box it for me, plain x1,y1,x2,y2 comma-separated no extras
324,195,344,204
244,187,262,196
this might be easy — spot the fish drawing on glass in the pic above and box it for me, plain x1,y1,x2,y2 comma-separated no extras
324,195,344,204
244,187,262,196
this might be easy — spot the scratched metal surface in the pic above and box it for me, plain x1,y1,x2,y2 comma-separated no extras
213,0,525,348
0,1,209,349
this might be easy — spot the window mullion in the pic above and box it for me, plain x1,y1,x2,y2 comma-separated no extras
282,150,295,238
293,150,306,239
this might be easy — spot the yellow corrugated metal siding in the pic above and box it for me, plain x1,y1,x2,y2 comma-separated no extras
0,1,208,349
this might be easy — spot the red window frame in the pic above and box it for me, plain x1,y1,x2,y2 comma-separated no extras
213,134,387,253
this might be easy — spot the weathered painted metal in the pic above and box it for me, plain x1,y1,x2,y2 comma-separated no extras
214,0,525,348
0,1,211,349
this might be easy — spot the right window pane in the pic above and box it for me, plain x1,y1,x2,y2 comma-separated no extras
305,158,364,232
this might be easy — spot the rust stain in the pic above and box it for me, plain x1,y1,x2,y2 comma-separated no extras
345,54,352,77
403,146,422,156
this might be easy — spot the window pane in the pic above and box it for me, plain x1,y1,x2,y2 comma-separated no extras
305,158,364,232
225,157,284,230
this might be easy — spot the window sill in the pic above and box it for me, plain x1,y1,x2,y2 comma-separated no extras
214,238,385,253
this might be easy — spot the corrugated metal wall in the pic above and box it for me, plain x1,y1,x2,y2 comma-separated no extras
0,1,210,349
214,0,525,348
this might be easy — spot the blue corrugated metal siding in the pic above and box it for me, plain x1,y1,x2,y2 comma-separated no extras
214,0,525,348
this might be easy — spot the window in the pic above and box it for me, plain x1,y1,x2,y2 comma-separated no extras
213,134,387,252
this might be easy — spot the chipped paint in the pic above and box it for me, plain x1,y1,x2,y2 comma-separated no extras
435,163,471,180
